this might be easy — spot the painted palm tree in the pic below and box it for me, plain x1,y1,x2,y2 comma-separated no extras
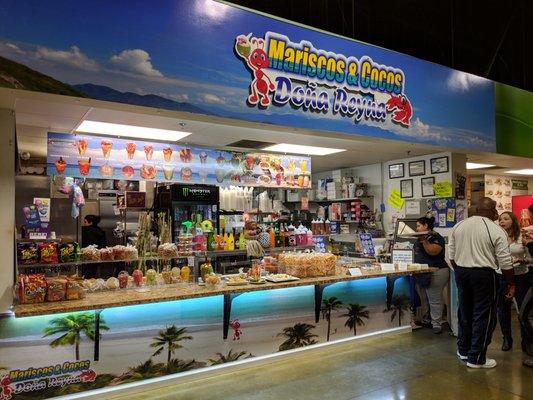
342,303,370,336
43,313,109,360
321,296,343,341
208,349,253,365
277,323,318,351
150,325,192,367
390,295,410,327
166,358,201,373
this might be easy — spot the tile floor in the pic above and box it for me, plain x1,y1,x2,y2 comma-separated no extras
106,326,533,400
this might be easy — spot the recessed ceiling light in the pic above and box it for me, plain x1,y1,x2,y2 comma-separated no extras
76,120,192,142
505,169,533,175
262,143,345,156
466,162,495,169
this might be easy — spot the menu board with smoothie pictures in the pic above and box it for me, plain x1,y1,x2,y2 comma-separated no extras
47,132,311,189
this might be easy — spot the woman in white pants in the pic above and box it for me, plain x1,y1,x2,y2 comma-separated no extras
414,216,450,334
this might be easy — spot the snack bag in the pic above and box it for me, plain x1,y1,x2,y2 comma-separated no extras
47,277,67,301
66,279,85,300
39,243,59,264
17,242,39,265
17,274,47,304
59,243,79,263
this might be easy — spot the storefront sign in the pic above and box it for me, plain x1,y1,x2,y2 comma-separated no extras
0,361,96,400
433,181,452,198
387,189,405,210
235,32,411,127
47,133,311,189
0,0,495,153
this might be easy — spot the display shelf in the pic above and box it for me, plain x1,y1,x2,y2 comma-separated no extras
313,197,373,203
219,210,245,215
13,267,438,317
198,245,314,257
17,255,191,269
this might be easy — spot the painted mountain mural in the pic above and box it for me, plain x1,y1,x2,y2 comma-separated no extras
72,84,210,115
0,55,84,97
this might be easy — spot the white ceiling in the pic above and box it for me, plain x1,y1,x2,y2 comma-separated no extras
3,88,531,174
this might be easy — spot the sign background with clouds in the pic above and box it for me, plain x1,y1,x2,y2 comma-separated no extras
0,0,496,152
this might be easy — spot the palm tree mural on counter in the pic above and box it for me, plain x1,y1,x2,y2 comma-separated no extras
390,295,410,327
150,325,193,367
209,349,254,365
278,323,318,351
321,296,343,341
342,303,370,336
43,313,109,361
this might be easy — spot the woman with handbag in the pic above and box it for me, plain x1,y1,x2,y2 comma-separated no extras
413,216,450,334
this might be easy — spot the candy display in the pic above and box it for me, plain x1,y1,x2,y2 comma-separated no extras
157,243,179,259
132,269,143,287
39,243,59,264
278,252,337,278
205,274,220,289
200,262,213,281
180,266,191,281
118,271,129,289
161,269,172,284
81,245,101,261
112,245,138,261
100,247,115,261
171,267,181,279
47,278,67,302
106,277,119,290
146,269,157,285
17,242,39,265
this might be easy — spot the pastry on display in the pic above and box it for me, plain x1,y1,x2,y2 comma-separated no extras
100,247,115,261
278,252,337,278
81,245,101,261
158,243,179,258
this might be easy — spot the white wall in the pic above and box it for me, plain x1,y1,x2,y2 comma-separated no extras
0,108,15,314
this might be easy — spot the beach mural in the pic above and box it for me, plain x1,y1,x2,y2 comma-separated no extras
0,277,411,399
0,0,495,152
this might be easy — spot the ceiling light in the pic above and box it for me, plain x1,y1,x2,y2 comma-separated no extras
76,120,192,142
466,162,495,169
505,169,533,175
262,143,345,156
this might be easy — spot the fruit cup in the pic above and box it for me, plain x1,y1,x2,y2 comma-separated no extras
118,271,129,289
78,158,91,176
55,157,66,175
163,147,173,162
132,269,143,287
101,140,112,158
144,145,153,160
163,165,174,180
126,142,136,159
76,139,88,156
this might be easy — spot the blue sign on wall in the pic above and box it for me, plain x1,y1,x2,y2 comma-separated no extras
0,0,495,152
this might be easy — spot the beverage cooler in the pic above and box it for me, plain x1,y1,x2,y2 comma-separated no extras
512,194,533,227
156,184,220,240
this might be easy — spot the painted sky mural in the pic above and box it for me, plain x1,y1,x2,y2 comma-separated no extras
0,0,495,151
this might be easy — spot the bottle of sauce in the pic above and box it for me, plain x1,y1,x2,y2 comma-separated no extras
269,228,276,248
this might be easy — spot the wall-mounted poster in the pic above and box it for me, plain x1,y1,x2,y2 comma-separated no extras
408,160,425,177
400,179,413,198
389,163,405,179
484,174,512,213
430,197,456,228
430,156,449,174
47,133,311,189
421,177,435,197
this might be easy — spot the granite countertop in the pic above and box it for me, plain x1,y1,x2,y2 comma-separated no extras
13,268,436,318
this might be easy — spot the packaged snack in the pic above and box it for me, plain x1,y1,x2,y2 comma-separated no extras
112,245,127,260
66,279,85,300
158,243,179,259
106,277,119,290
17,242,39,265
47,277,67,302
16,274,47,304
39,243,59,264
81,245,101,261
100,247,115,261
59,243,80,263
180,266,191,281
161,269,172,284
124,245,138,260
118,271,129,289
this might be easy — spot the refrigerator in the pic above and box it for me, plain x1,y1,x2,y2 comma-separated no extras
156,184,219,240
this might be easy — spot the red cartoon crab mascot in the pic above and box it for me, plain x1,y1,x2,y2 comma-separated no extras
235,34,275,107
230,319,243,341
0,374,13,400
386,94,412,126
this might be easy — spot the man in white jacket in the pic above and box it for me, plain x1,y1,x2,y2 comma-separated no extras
449,197,515,369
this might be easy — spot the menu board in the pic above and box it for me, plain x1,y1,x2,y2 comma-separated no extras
484,175,512,213
47,132,311,189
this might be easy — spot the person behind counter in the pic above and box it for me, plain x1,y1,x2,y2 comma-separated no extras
497,211,532,352
414,216,449,334
82,215,107,279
